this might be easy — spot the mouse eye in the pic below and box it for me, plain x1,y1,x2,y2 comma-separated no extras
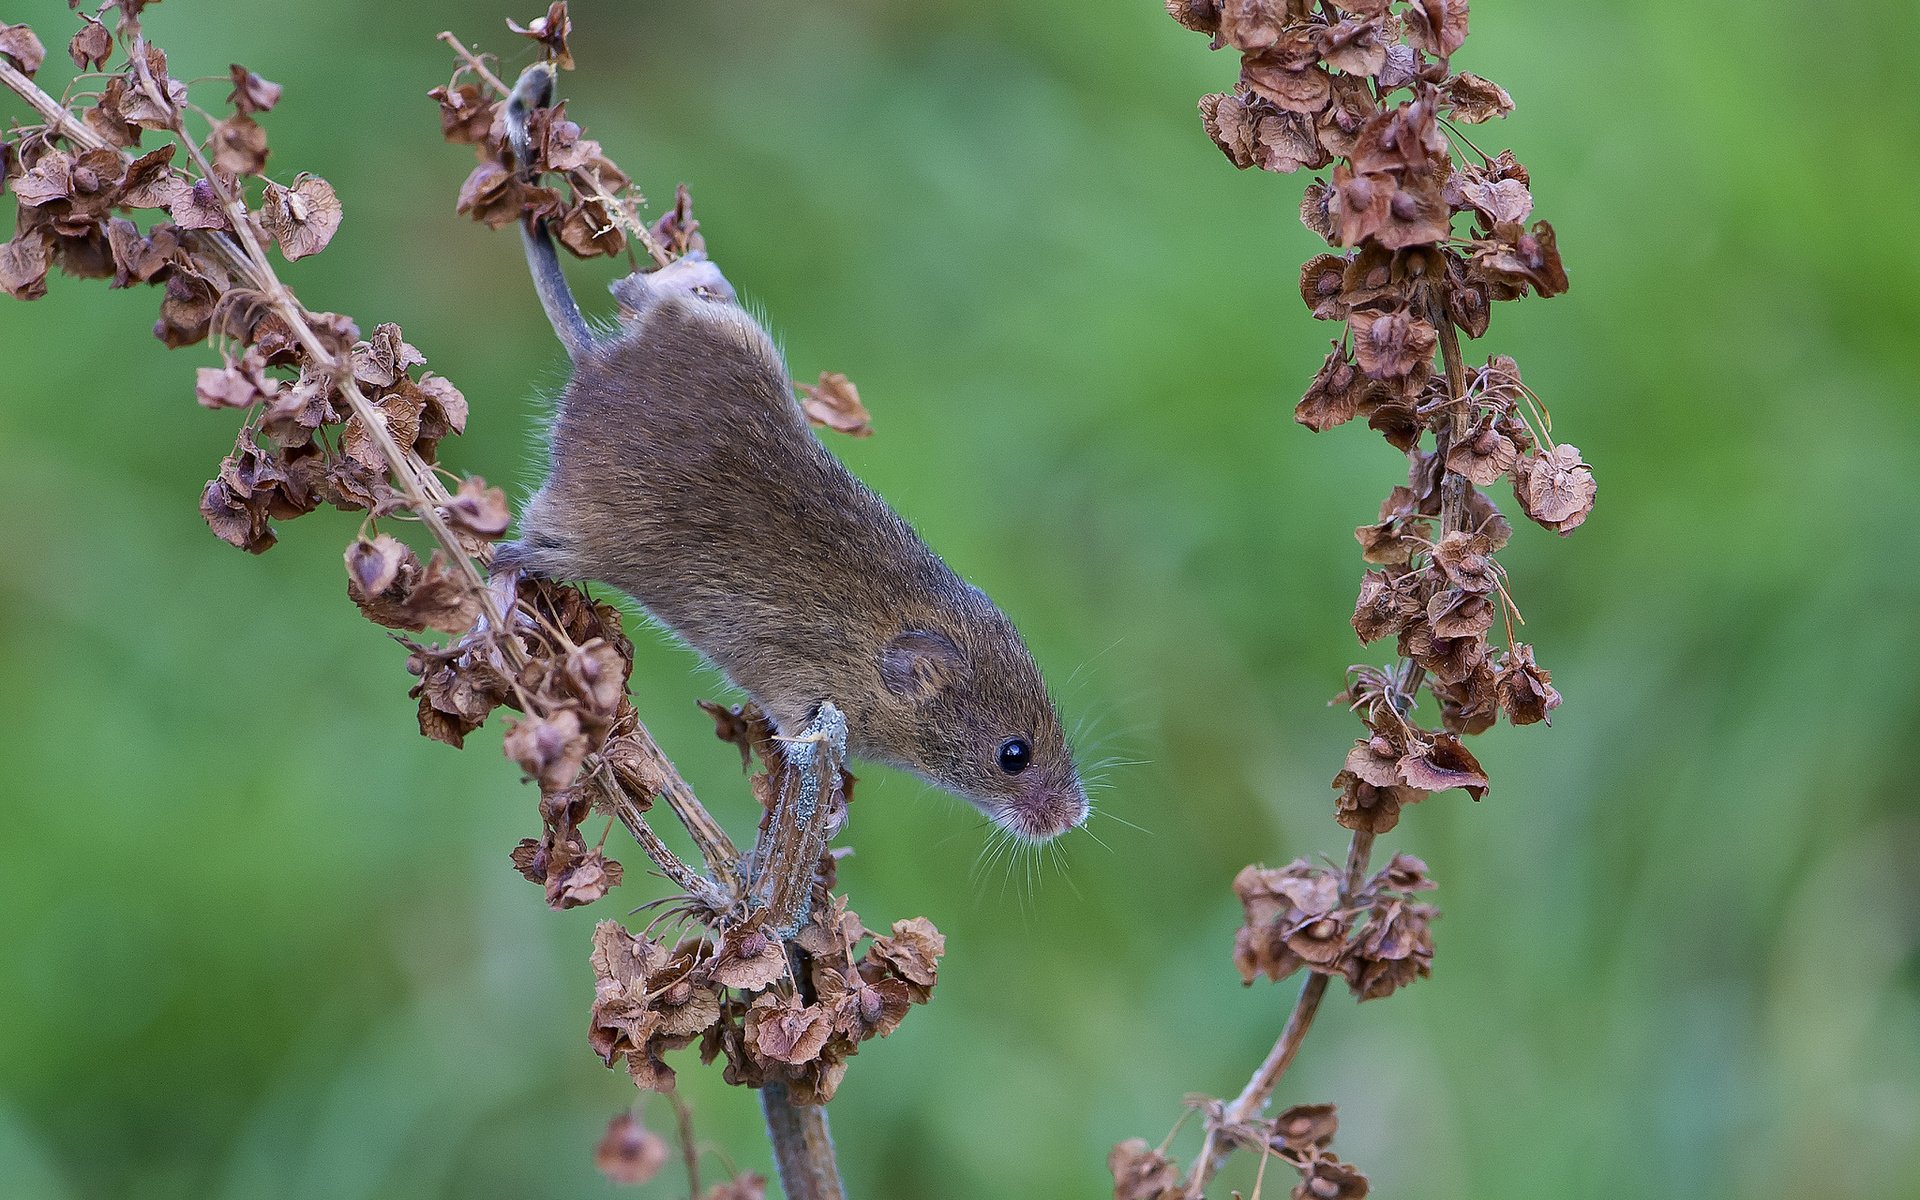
996,737,1032,775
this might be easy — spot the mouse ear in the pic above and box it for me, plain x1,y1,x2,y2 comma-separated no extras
880,629,967,701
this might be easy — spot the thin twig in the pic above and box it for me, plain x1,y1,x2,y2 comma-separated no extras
436,31,509,96
1433,296,1472,536
633,719,742,894
589,768,718,904
1181,295,1478,1195
666,1088,701,1198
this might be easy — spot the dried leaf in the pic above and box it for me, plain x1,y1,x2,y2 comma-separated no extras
1109,1138,1181,1200
1296,347,1365,432
120,144,185,209
167,179,231,231
504,708,590,793
1350,308,1437,380
441,475,511,541
1271,1103,1339,1153
1217,0,1284,52
261,173,341,260
210,113,269,177
194,359,277,410
699,1173,768,1200
710,917,787,991
350,535,412,600
1495,642,1561,725
507,2,574,70
227,64,282,114
797,372,873,437
866,916,944,995
556,197,625,258
67,17,111,71
0,231,51,301
1442,72,1513,124
1397,733,1488,799
1164,0,1222,36
1404,0,1470,57
746,993,833,1065
0,23,46,75
1292,1154,1371,1198
428,82,495,145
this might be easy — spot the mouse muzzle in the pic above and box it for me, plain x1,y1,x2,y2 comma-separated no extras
994,770,1090,843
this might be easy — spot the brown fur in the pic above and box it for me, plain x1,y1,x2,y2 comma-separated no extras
498,269,1085,840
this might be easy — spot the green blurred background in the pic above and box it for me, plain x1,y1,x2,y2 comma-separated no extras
4,1,1917,1197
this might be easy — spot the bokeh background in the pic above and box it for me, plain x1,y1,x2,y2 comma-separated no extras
4,1,1917,1197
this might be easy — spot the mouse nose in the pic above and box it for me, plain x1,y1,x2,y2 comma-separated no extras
999,774,1089,843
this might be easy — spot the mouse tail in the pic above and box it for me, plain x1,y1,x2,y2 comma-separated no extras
506,64,596,363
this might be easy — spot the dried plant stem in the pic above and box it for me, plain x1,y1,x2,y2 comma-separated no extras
128,38,510,639
1183,830,1375,1198
1433,299,1471,536
749,705,848,936
591,769,714,900
130,28,751,905
0,59,102,147
733,706,854,1196
761,1081,845,1200
666,1089,701,1198
641,719,743,890
435,31,509,95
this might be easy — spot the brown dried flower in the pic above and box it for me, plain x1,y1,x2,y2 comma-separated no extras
1292,1155,1370,1200
1109,1138,1181,1200
507,3,574,70
797,371,873,437
594,1112,667,1186
1270,1102,1339,1154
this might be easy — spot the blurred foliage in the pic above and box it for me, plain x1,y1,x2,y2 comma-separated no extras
3,1,1917,1197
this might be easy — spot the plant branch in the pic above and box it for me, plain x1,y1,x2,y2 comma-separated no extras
0,59,107,149
760,1081,846,1200
748,704,848,937
590,767,718,904
1433,297,1471,537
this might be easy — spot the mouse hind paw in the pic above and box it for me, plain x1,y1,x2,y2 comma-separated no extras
610,253,737,316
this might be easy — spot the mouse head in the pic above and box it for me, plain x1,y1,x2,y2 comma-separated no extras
872,594,1087,842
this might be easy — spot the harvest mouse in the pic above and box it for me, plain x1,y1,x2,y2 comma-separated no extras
493,65,1086,842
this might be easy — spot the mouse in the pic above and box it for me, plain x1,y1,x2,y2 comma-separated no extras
492,65,1086,843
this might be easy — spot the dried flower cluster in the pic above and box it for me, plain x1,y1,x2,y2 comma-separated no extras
433,5,654,266
1112,1098,1364,1200
1232,852,1435,1001
590,881,943,1105
581,701,943,1108
2,3,906,1192
1126,3,1594,1196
